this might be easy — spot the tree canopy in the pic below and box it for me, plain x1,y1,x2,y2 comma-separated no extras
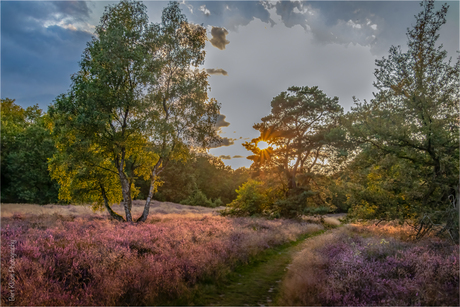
48,0,220,222
1,98,59,204
344,1,459,236
244,86,344,191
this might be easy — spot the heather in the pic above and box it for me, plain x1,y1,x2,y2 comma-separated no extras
1,212,321,306
280,225,459,306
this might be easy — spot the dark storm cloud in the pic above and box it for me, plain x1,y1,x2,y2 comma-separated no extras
1,1,93,108
207,68,228,76
207,114,234,148
219,155,232,160
215,114,230,128
304,1,420,54
274,1,308,30
209,27,230,50
181,1,275,30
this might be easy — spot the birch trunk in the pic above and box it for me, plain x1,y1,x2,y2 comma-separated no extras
137,158,162,223
117,165,133,222
100,184,125,222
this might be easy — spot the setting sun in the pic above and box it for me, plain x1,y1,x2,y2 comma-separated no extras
257,141,269,150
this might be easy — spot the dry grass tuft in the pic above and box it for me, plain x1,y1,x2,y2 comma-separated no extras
323,216,341,226
1,200,222,220
356,220,418,241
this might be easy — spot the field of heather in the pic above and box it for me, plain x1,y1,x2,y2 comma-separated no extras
0,203,322,306
279,223,459,306
2,203,458,306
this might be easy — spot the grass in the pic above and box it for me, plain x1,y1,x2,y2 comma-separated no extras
1,200,223,219
189,230,326,306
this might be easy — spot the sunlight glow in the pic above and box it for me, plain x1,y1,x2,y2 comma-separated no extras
257,141,269,150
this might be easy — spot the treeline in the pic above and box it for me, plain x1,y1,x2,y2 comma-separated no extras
136,154,249,206
1,1,458,239
1,98,59,204
1,97,248,207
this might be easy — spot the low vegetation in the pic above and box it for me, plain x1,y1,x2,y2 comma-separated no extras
1,208,321,306
279,223,459,306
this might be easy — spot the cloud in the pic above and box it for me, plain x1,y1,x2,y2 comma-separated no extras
271,1,439,56
232,155,245,159
207,114,234,148
207,68,228,76
199,5,211,16
1,1,93,108
207,137,235,148
215,114,231,129
220,137,235,147
182,2,275,31
209,27,230,50
219,155,232,160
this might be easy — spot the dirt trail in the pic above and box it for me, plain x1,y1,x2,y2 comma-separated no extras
200,230,327,306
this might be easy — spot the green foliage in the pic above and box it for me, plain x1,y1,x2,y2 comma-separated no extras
1,99,59,204
345,1,459,224
240,86,347,218
223,180,272,216
323,177,349,213
180,189,215,208
48,1,220,222
244,86,345,190
138,153,249,205
223,176,335,218
213,197,224,207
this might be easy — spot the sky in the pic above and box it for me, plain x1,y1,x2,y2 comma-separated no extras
1,0,459,169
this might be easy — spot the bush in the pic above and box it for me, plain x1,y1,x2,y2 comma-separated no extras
180,189,215,207
223,181,336,218
213,197,224,207
222,180,281,217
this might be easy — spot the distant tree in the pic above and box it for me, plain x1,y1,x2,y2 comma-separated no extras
244,86,345,193
48,1,220,222
345,1,459,226
1,99,59,204
234,86,346,218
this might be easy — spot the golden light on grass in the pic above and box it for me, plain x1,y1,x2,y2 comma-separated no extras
257,141,269,150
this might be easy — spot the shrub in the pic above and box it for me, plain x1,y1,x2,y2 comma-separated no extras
224,181,335,219
223,180,276,216
180,189,215,207
212,197,224,207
